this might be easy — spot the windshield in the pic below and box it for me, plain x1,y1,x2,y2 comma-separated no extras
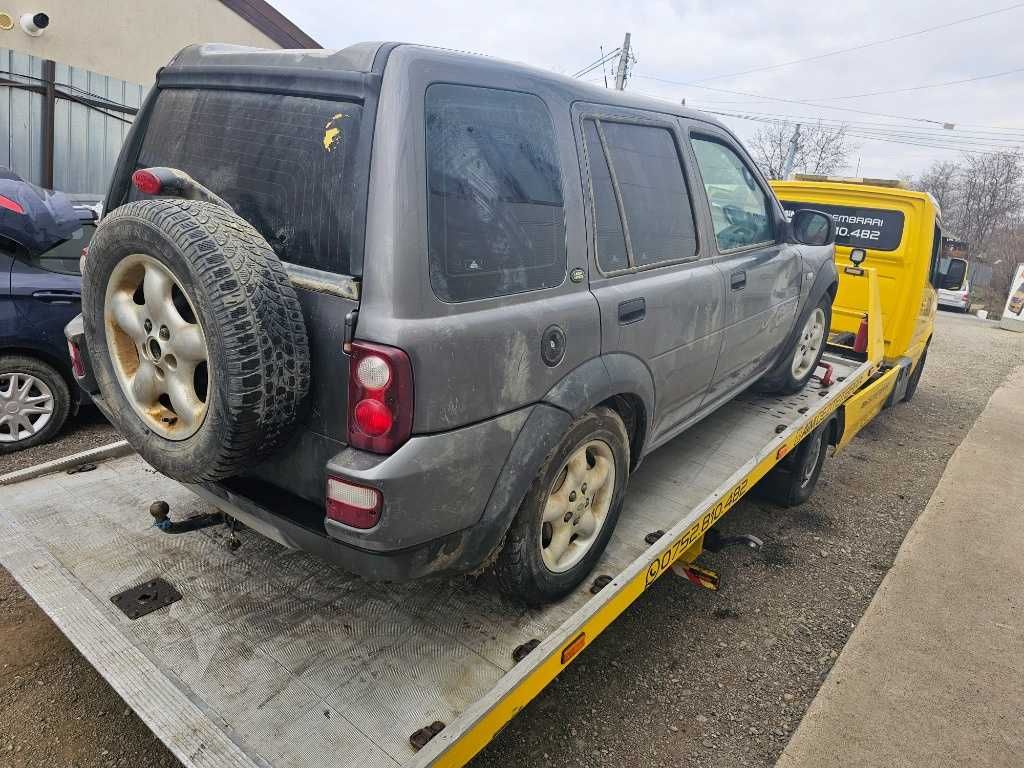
940,257,968,290
135,88,364,275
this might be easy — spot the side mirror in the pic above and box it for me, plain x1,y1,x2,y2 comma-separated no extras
790,209,835,246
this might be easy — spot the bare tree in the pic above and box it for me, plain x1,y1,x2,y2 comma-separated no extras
916,161,959,214
917,152,1024,257
749,121,854,179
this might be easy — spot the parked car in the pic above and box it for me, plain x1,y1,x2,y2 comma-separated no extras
937,254,971,312
68,42,837,602
0,169,100,453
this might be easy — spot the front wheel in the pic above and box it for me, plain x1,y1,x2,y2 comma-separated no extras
0,355,71,453
760,295,832,395
493,407,630,604
903,343,929,402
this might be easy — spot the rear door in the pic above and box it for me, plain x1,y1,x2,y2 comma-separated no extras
687,129,801,405
575,104,725,445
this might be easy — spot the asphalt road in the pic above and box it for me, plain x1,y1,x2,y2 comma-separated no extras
2,312,1022,768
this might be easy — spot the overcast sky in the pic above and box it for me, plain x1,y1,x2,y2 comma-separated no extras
270,0,1024,179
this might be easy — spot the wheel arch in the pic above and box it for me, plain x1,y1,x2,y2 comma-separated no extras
0,343,76,395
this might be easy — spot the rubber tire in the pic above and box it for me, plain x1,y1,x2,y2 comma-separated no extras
903,343,928,402
0,355,71,454
81,199,310,483
759,294,833,395
493,407,630,605
756,418,831,508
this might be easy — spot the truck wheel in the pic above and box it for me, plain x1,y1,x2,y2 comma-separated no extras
756,418,832,508
494,407,630,604
903,344,928,402
0,355,70,453
81,199,310,483
760,295,832,395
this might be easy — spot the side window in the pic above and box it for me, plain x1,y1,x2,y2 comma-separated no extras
31,225,94,276
582,120,628,272
691,136,774,251
929,225,942,288
425,84,566,303
582,119,698,270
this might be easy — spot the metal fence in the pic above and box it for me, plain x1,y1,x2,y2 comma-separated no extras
1,48,146,195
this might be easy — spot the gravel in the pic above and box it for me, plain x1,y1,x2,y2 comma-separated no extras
1,312,1021,768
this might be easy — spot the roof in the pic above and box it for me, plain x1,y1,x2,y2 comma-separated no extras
164,42,728,131
218,0,321,49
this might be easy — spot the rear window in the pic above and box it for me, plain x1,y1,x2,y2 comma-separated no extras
780,200,904,251
425,84,566,303
135,89,363,274
940,257,968,290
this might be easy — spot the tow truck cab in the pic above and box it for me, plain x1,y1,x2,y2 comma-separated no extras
771,176,942,442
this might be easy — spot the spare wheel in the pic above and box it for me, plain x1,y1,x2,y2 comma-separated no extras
81,198,310,483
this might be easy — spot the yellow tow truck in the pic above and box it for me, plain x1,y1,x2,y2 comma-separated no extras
0,177,943,768
772,175,940,450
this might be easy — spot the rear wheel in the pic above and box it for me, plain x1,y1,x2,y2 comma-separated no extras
493,407,630,604
756,418,832,507
903,344,929,402
0,355,70,453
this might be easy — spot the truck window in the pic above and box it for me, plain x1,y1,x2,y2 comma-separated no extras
929,224,942,287
690,137,774,252
425,84,566,303
779,200,905,252
136,89,364,275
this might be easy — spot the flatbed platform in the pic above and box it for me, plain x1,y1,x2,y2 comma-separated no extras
0,353,872,768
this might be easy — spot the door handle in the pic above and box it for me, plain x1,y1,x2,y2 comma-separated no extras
618,297,646,325
730,270,747,290
32,290,80,304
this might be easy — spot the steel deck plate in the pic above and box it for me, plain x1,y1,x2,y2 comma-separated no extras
0,355,867,768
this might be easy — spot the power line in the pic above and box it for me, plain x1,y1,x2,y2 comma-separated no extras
572,49,620,79
687,107,1024,140
811,66,1024,102
633,75,954,125
684,2,1024,84
707,110,1022,156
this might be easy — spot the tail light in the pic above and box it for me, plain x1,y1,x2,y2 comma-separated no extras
67,340,85,378
326,476,381,529
0,194,25,214
347,340,413,453
132,169,163,195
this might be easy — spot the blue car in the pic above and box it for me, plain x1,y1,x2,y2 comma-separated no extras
0,169,101,453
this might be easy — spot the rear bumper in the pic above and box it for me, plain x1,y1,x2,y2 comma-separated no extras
189,481,465,580
196,405,536,580
937,290,970,310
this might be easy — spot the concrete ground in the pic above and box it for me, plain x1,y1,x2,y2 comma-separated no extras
1,312,1023,767
777,364,1024,768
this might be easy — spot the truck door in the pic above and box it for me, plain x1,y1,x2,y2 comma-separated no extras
575,105,726,446
687,130,801,405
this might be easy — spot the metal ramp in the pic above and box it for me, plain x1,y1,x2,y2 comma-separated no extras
0,354,870,768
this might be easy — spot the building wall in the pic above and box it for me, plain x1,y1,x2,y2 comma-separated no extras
0,0,280,84
2,48,147,193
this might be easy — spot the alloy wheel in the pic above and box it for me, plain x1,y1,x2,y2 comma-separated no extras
104,254,211,440
791,307,826,380
0,372,54,443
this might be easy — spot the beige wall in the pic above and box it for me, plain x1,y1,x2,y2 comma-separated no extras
0,0,281,84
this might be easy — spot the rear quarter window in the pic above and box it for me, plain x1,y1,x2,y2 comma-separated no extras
425,84,566,303
136,89,363,274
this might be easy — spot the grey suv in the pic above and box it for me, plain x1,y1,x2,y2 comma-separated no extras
69,42,837,603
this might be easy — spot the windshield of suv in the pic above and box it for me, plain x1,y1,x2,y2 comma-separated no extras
135,88,364,274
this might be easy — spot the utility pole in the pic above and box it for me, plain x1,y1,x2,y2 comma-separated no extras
614,33,631,91
781,123,802,179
